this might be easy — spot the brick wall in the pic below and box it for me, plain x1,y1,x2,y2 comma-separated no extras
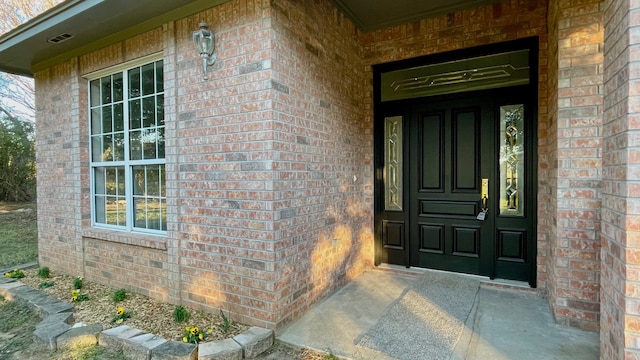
267,0,371,325
547,0,604,331
33,0,618,335
601,0,640,357
170,1,280,327
35,59,86,276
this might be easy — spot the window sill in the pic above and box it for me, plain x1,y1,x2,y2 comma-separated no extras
82,228,167,251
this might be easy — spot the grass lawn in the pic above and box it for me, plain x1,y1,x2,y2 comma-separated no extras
0,202,38,269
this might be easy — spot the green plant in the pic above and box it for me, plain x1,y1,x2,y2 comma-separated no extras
219,309,231,334
3,269,24,278
37,266,50,278
112,289,127,302
182,326,210,344
71,289,88,302
38,280,54,289
112,306,131,324
323,352,339,360
173,305,190,323
73,276,83,289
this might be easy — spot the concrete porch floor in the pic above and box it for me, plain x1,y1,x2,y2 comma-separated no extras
278,268,599,360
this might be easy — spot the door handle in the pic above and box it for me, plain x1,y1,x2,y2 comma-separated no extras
481,178,489,211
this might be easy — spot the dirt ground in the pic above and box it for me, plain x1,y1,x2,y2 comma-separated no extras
0,295,334,360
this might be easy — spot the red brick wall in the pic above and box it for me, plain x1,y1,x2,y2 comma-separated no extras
602,0,640,357
267,0,371,326
547,0,603,331
33,0,616,334
35,58,86,277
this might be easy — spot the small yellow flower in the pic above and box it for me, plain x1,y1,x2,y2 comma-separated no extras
183,336,188,343
185,326,191,331
207,327,213,334
115,318,124,324
117,307,125,316
199,333,204,340
3,273,9,278
190,327,199,335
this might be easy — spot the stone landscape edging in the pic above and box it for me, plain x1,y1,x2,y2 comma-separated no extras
0,276,273,359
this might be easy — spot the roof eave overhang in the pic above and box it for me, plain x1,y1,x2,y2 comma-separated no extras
0,0,231,77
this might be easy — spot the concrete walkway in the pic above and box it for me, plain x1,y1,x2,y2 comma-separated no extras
278,268,599,360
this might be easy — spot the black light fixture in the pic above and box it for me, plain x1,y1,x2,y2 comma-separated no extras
193,22,217,80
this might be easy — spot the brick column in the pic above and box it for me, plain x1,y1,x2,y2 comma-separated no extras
602,0,640,358
547,0,603,330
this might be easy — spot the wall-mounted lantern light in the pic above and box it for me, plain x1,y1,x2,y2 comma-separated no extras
193,22,217,80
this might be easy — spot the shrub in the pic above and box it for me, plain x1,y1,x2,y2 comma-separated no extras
73,276,83,290
112,289,127,302
173,305,190,323
37,267,50,278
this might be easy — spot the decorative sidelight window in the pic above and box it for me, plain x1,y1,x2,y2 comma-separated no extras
384,116,403,211
89,57,166,232
499,104,524,216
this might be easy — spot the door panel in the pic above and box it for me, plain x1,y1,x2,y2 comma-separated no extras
409,98,493,276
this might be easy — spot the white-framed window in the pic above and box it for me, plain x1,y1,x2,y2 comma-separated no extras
89,57,166,233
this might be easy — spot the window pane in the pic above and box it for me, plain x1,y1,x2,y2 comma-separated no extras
94,196,106,223
133,166,145,196
130,130,142,160
117,167,126,196
102,134,113,161
101,77,112,104
129,99,141,129
142,96,155,128
113,103,124,132
94,167,106,194
129,67,140,98
90,80,101,107
94,166,125,227
499,104,525,216
156,95,164,126
91,109,101,135
106,168,117,195
114,132,125,161
159,166,165,197
134,198,147,228
113,73,123,102
142,63,155,96
132,164,165,231
91,136,102,162
155,61,164,93
102,106,112,133
115,198,126,226
147,167,160,196
142,129,157,160
158,128,165,159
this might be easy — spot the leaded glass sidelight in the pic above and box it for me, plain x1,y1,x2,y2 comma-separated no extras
384,116,403,211
499,104,524,216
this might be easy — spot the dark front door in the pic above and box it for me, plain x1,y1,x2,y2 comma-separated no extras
376,87,536,284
